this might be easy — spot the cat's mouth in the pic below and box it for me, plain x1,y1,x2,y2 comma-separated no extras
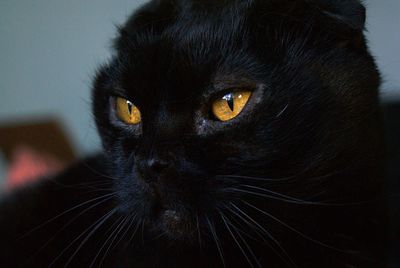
145,184,196,239
149,197,194,239
149,206,194,240
160,209,187,236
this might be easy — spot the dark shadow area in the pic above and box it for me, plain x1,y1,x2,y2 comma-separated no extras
382,100,400,267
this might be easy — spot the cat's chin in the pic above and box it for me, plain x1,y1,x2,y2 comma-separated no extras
141,184,197,241
155,208,195,241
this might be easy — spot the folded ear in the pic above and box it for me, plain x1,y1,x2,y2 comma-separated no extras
310,0,366,30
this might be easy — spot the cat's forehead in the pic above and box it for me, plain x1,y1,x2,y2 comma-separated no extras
114,18,257,101
113,0,275,102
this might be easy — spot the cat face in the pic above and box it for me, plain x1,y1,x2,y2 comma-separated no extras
93,0,381,241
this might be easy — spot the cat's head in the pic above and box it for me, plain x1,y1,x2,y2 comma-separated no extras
93,0,382,241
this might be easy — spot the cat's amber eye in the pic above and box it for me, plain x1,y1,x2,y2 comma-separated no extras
115,97,141,125
212,91,252,121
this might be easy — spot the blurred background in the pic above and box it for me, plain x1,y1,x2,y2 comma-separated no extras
0,0,398,266
0,0,148,189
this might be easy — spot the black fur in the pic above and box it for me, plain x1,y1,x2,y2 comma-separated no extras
0,0,387,267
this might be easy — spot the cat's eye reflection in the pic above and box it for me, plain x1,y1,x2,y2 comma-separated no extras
212,91,252,121
116,97,141,124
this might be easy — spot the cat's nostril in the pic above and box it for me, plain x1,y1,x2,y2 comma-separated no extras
147,159,170,174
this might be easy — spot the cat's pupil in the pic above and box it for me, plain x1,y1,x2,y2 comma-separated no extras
127,101,133,115
223,94,234,111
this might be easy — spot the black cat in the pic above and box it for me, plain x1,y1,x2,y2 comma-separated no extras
0,0,388,267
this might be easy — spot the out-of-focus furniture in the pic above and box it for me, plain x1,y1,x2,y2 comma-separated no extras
0,118,76,190
0,119,76,163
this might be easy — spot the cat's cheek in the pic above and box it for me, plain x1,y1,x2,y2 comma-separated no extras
114,171,151,215
119,139,138,158
193,116,212,136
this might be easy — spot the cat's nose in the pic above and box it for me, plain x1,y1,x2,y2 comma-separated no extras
147,158,170,174
137,157,172,183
